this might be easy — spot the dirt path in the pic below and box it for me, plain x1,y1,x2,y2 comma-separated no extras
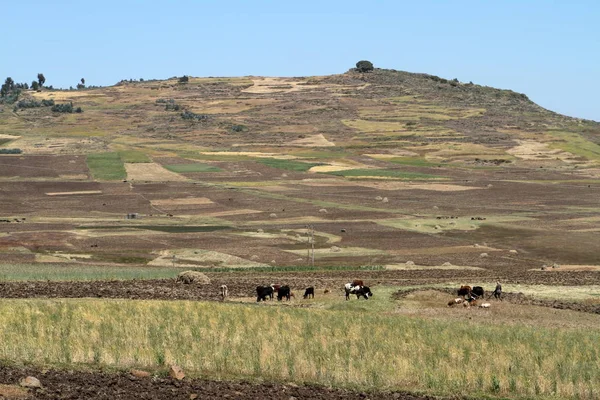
0,365,437,400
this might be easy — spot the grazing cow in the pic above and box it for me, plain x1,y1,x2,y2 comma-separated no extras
457,285,472,298
256,286,274,302
355,286,373,299
345,283,373,300
220,285,228,300
471,286,485,299
479,303,491,308
303,287,315,299
351,279,364,287
447,298,464,307
277,285,291,301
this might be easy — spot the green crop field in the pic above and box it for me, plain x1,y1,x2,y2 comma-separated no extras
86,152,127,180
164,163,222,173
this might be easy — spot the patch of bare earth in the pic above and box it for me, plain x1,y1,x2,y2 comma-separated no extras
0,365,436,400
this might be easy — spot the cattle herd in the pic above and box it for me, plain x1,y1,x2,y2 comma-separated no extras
448,283,502,308
253,280,373,302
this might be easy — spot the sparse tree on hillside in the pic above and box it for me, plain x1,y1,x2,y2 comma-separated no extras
31,81,39,91
81,78,85,85
356,60,374,73
178,75,189,83
1,77,15,97
37,73,46,87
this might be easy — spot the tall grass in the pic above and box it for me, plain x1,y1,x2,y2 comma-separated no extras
0,263,178,281
0,299,598,399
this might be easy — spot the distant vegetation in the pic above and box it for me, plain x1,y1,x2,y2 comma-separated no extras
178,75,189,83
52,102,82,113
325,169,441,179
257,158,323,172
356,60,374,72
16,98,54,109
181,110,209,121
86,152,126,180
164,163,222,173
0,148,22,154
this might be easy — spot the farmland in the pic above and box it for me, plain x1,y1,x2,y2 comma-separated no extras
1,68,600,399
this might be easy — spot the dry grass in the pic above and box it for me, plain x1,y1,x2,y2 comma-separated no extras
125,163,188,181
0,296,598,399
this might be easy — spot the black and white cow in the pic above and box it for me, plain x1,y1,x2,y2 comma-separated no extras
344,283,373,300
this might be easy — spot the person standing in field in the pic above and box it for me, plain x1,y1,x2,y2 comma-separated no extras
493,281,502,300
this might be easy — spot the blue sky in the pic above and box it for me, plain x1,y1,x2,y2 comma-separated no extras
2,0,599,121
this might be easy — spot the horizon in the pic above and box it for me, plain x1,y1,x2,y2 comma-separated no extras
2,0,599,122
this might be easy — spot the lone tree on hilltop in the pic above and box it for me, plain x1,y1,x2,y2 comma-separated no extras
37,73,46,87
356,60,374,73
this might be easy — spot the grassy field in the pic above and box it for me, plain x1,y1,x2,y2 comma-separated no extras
118,151,151,163
164,163,222,173
0,295,598,399
325,169,441,179
257,158,323,171
86,152,127,180
0,263,179,281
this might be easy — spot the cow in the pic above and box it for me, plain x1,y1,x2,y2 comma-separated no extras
256,285,274,302
471,286,484,299
354,285,373,300
457,285,472,298
277,285,291,301
345,283,372,300
220,285,228,300
351,279,364,287
303,287,315,299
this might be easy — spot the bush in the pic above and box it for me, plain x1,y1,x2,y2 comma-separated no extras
181,110,209,121
0,148,22,154
178,75,189,83
51,102,74,113
230,124,246,132
356,60,374,73
165,103,181,111
16,98,54,109
75,107,83,113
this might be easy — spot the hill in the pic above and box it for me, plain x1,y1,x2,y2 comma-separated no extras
0,67,600,270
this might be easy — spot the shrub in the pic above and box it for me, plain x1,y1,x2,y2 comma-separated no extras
178,75,189,83
181,110,209,121
51,102,74,113
75,107,83,113
165,103,181,111
16,98,54,109
356,60,374,73
230,124,246,132
0,148,22,154
31,81,39,91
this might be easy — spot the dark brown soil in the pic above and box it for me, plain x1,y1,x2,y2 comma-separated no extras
0,365,438,400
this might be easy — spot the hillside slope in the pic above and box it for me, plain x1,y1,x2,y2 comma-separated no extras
1,68,600,270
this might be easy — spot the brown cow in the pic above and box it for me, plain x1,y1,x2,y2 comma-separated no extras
457,285,472,298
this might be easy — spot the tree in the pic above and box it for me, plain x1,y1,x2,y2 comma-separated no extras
1,77,14,97
178,75,189,83
37,73,46,87
31,81,39,91
81,78,85,85
355,60,374,73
